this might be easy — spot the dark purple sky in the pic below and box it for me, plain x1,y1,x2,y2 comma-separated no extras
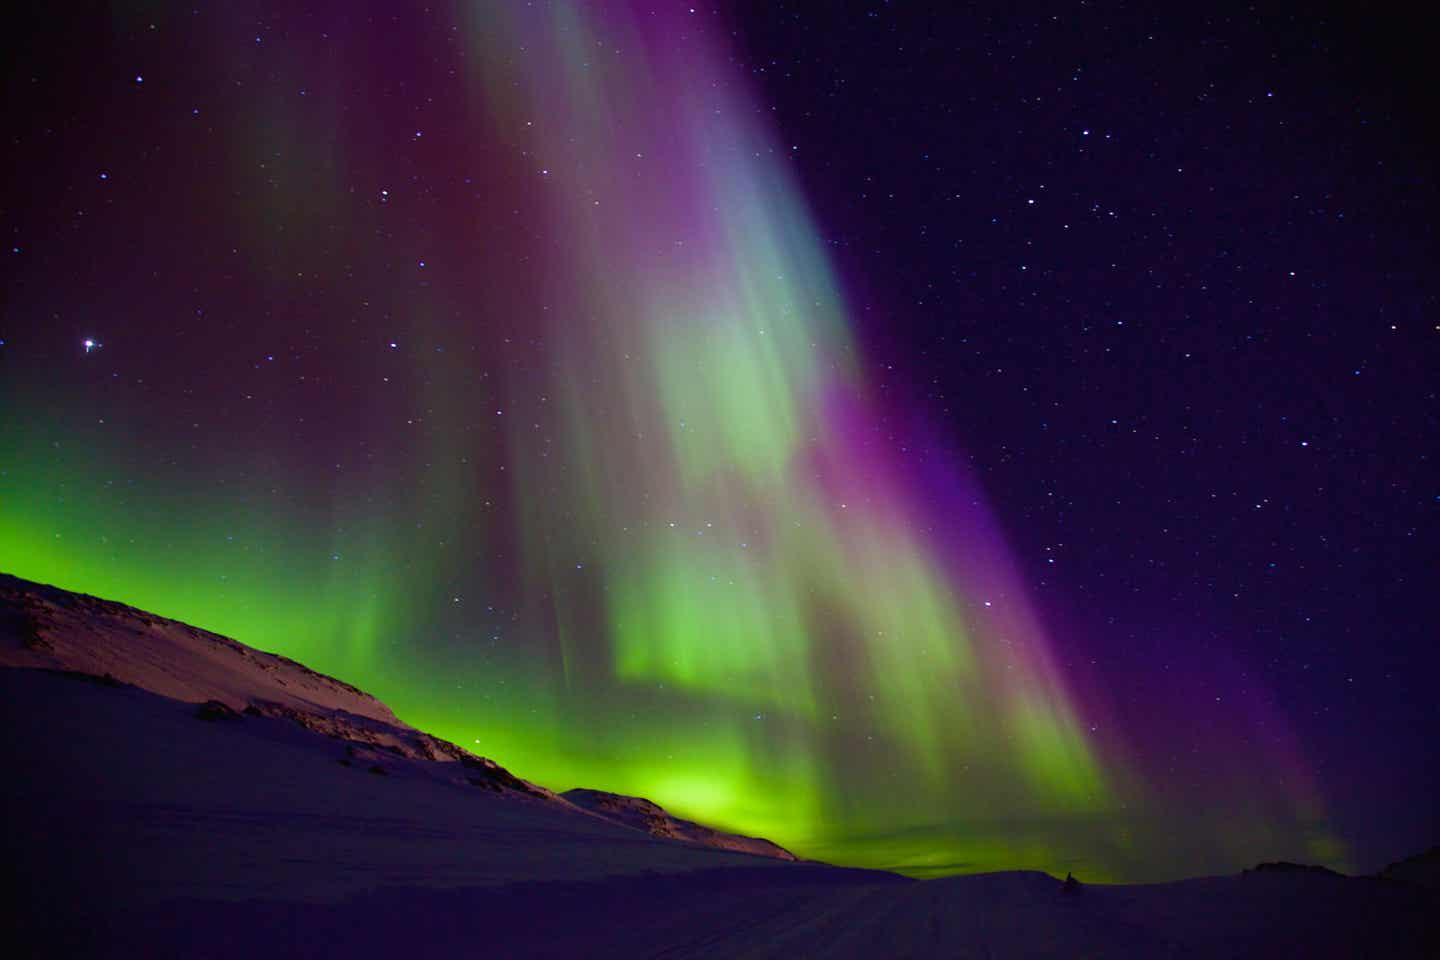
731,0,1437,866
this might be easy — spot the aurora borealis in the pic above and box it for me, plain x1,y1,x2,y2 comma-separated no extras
3,1,1435,881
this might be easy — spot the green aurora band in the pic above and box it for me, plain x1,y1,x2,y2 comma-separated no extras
0,1,1342,879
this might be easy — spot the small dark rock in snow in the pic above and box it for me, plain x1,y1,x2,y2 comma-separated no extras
195,699,243,722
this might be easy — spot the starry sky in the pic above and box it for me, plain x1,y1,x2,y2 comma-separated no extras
2,1,1435,881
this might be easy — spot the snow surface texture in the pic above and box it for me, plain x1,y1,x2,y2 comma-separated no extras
2,572,1435,958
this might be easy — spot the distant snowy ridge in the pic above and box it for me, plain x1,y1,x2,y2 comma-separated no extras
1378,847,1440,891
0,572,401,724
563,788,799,860
0,572,795,858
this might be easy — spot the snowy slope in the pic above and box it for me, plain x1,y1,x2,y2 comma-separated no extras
1,572,401,721
2,572,1435,958
564,787,798,860
0,572,794,849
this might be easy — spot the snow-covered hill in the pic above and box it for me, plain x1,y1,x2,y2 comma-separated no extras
1,573,398,722
1,572,1434,958
0,572,795,852
563,788,799,860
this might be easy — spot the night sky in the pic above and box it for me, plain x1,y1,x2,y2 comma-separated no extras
3,1,1435,881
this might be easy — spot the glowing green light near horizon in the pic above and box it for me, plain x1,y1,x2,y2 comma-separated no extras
461,0,1115,861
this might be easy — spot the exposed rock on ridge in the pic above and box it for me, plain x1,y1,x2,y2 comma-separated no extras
563,788,798,861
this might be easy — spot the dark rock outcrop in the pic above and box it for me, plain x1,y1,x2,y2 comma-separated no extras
195,699,244,722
